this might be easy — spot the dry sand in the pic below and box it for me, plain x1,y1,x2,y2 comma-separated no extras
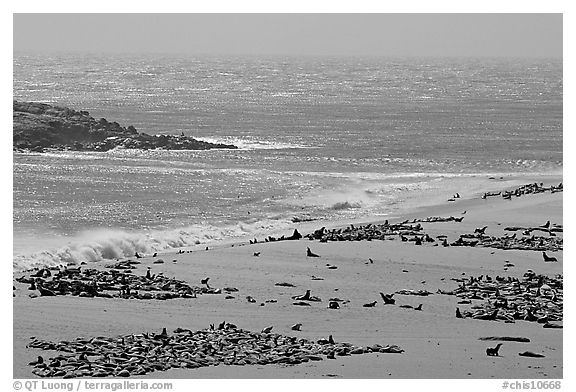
13,178,563,379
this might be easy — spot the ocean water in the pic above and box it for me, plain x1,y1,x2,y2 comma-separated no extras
12,53,563,270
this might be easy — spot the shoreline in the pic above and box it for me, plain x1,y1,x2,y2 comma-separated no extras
12,172,562,271
13,177,563,378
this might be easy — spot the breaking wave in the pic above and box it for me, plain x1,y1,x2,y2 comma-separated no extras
13,218,298,271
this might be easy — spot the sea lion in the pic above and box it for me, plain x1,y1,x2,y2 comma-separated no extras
261,326,273,334
363,301,377,307
379,292,395,305
28,355,44,366
253,252,261,257
475,309,498,321
456,308,464,319
475,226,488,235
201,277,211,288
318,335,335,344
307,247,320,257
542,252,558,262
328,301,340,309
288,229,302,240
542,322,562,329
486,343,503,356
292,290,312,301
36,283,56,297
519,351,545,358
291,323,302,331
524,309,538,322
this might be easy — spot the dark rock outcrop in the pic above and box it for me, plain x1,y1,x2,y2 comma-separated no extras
13,100,237,152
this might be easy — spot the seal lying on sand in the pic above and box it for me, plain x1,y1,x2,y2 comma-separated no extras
261,326,273,334
519,351,545,358
292,290,321,302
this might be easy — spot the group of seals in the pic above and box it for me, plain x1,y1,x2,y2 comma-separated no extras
443,270,563,327
450,225,562,252
15,261,228,301
412,216,464,223
301,212,561,254
482,182,562,200
27,324,404,378
249,229,303,245
305,221,426,243
504,223,562,237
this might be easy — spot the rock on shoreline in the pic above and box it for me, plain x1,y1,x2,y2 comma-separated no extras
13,100,238,152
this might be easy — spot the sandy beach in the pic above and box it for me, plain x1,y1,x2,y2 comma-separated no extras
13,177,563,379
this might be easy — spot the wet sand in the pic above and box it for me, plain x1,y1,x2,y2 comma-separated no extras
13,178,563,379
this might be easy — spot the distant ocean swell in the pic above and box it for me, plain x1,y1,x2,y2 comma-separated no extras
12,54,562,272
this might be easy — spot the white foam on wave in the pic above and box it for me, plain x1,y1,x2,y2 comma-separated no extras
12,218,297,271
193,136,309,150
280,171,553,219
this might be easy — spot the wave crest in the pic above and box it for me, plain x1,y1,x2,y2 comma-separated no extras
13,219,295,271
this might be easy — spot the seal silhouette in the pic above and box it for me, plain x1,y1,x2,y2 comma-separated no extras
486,343,503,356
307,247,320,257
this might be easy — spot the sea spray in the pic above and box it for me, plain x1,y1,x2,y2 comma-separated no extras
12,218,299,271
